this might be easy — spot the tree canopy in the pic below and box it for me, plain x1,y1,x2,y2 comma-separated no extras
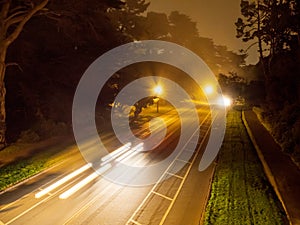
1,0,248,146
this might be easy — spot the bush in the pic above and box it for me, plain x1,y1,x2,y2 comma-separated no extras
259,102,300,161
17,129,40,143
17,119,69,143
36,119,68,138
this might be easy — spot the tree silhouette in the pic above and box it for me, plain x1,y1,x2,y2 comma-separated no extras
236,0,300,162
107,0,150,40
235,0,269,77
0,0,48,149
236,0,300,78
168,11,198,45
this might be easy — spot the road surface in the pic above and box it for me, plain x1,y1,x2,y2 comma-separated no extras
0,106,218,225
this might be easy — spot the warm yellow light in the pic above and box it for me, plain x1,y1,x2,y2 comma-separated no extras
223,96,232,107
35,163,92,198
204,85,214,95
153,85,163,95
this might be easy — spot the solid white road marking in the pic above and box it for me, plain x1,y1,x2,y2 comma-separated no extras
128,219,142,225
151,191,173,201
165,172,184,179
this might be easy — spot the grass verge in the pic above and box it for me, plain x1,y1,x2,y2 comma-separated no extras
0,138,76,192
203,110,288,225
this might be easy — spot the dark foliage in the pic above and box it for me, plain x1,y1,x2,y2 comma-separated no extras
4,0,247,143
236,0,300,162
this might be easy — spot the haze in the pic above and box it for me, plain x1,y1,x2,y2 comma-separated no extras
147,0,258,64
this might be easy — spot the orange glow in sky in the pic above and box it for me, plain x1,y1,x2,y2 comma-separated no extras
147,0,258,64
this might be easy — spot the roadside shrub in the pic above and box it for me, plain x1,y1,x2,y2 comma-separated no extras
259,102,300,157
36,119,69,138
17,119,69,143
17,129,40,143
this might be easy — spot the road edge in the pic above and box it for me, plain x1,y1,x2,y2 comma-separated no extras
0,143,78,195
199,160,217,225
241,110,292,225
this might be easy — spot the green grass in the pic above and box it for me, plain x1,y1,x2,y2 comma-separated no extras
0,141,75,192
203,110,288,225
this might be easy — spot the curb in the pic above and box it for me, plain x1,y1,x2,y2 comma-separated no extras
199,161,217,225
242,110,292,225
0,143,77,195
0,158,67,195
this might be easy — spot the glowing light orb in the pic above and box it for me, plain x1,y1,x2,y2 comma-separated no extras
153,85,163,95
204,85,214,95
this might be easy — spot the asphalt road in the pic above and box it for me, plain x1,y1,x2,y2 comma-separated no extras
0,106,217,225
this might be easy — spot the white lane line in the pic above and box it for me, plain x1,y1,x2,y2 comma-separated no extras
35,163,92,198
62,182,127,225
6,191,55,225
59,164,111,199
165,172,184,180
151,191,173,201
0,159,69,211
5,164,92,224
128,219,142,225
126,112,214,225
6,169,95,224
175,159,190,164
158,114,216,225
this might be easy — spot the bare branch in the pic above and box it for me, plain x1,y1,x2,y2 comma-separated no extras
244,41,259,52
4,14,26,29
38,9,62,21
8,5,27,14
4,0,49,46
0,0,10,19
5,62,23,72
4,10,28,24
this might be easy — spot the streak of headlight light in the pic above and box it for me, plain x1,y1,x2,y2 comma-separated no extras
35,163,92,198
116,143,144,163
59,163,111,199
100,142,131,162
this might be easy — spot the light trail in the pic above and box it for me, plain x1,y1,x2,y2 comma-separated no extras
101,142,131,162
116,143,144,164
59,163,112,199
35,163,92,198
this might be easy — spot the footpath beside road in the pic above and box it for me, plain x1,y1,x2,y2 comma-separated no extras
243,110,300,225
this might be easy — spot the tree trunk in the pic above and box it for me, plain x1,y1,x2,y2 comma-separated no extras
0,80,6,149
0,47,7,149
257,0,269,81
0,0,49,149
298,30,300,47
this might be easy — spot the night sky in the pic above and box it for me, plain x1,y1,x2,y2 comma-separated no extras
147,0,258,64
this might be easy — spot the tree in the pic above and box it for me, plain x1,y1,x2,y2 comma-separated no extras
168,11,199,46
236,0,299,77
141,12,170,40
107,0,150,40
0,0,48,149
235,0,269,77
218,72,247,98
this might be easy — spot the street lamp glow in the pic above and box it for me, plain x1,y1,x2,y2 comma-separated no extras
204,85,214,95
153,85,163,96
223,96,232,107
153,85,162,113
218,95,232,107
